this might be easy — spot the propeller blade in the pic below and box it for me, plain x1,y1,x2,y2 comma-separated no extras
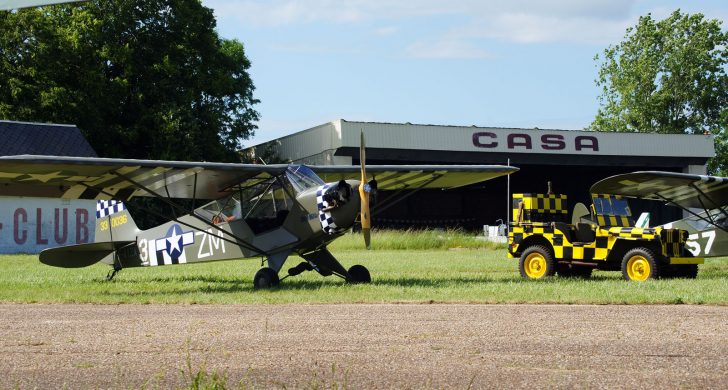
358,131,371,249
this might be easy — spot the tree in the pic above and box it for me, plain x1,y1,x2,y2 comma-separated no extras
590,10,728,174
0,0,259,162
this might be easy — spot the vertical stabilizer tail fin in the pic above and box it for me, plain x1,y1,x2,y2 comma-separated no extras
94,200,140,242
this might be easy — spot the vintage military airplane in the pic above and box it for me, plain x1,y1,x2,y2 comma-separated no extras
591,171,728,258
0,145,516,288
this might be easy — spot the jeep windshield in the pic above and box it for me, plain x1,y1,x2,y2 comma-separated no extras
593,196,632,217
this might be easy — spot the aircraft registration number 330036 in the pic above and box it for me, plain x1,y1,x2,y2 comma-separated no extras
687,230,716,256
99,214,128,231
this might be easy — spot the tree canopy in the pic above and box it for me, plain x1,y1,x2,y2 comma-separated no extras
0,0,259,162
590,10,728,174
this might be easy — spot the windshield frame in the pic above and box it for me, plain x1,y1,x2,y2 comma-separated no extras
285,164,325,194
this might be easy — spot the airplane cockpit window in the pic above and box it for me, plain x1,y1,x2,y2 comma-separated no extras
686,208,728,230
197,175,293,234
286,165,324,194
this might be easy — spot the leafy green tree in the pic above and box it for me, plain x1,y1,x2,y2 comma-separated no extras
0,0,259,162
591,10,728,174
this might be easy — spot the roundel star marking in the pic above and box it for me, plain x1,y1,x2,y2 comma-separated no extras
166,226,183,256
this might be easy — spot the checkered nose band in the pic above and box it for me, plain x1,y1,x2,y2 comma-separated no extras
96,200,126,219
316,184,346,234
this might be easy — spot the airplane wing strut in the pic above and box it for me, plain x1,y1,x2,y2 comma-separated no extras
591,171,728,233
109,169,270,256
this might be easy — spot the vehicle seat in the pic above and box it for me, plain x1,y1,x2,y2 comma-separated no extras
574,222,596,242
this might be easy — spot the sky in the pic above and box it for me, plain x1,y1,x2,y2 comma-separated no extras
202,0,728,146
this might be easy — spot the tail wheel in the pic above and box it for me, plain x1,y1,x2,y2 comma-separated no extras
621,248,660,281
519,245,556,279
253,267,280,289
347,264,371,284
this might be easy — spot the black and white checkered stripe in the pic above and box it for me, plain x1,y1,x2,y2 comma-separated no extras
96,200,125,219
316,184,344,234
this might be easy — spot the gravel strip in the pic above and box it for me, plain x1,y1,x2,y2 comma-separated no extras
1,304,727,389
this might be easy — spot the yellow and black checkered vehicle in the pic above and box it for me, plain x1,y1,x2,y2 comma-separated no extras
507,193,703,281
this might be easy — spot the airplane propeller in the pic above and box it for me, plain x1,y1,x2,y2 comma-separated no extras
359,131,372,249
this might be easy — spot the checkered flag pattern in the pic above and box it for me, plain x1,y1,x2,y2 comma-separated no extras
316,184,345,234
96,200,126,219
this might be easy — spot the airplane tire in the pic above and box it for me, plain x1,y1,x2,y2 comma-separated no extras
347,264,371,284
253,267,280,289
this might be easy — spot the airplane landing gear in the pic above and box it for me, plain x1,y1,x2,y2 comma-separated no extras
106,262,122,281
347,264,371,284
287,261,314,277
253,267,280,289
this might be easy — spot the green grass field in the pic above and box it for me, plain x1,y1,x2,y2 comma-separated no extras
1,230,726,304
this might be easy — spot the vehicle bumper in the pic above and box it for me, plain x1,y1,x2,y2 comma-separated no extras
668,257,704,265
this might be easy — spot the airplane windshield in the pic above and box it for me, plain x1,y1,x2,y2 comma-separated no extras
286,165,324,194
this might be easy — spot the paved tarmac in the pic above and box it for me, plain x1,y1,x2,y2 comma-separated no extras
1,304,727,389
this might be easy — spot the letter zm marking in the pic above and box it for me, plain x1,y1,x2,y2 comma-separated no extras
196,229,226,259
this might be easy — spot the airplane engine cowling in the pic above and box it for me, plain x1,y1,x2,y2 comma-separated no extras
315,180,359,234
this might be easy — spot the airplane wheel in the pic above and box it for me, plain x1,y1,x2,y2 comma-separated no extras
253,267,280,289
347,264,371,284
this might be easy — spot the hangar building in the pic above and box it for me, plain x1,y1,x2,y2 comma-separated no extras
250,119,715,230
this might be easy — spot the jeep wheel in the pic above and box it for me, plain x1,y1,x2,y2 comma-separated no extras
621,248,660,281
519,245,556,279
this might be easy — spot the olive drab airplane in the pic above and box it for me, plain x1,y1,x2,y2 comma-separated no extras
0,140,517,288
591,171,728,258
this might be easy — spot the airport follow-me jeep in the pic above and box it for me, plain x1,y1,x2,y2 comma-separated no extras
507,192,704,281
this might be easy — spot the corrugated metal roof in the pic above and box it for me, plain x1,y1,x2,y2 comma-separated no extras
0,120,97,157
250,119,715,162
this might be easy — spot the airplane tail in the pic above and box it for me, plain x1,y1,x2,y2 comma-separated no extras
93,200,140,242
40,200,141,268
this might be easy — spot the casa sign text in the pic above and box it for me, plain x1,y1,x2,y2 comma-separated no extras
472,132,599,152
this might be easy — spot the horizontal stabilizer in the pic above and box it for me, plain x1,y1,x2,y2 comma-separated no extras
40,241,135,268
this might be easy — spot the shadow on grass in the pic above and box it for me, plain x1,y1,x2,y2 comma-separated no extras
87,266,725,300
94,273,521,298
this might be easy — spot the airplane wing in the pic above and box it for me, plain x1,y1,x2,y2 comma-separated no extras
0,0,86,10
0,155,516,200
0,155,289,201
313,165,518,190
590,171,728,210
